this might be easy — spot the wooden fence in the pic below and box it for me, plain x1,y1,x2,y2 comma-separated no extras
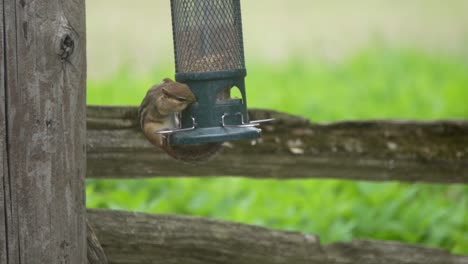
1,1,467,264
1,0,86,263
87,105,468,183
85,106,468,264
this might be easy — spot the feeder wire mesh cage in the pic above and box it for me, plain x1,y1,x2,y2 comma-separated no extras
171,0,246,73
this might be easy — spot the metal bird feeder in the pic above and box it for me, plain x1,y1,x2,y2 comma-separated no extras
162,0,272,145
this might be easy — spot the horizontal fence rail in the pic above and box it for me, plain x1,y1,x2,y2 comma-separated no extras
87,209,468,264
86,105,468,183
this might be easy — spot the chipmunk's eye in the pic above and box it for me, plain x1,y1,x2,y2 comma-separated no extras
175,97,187,102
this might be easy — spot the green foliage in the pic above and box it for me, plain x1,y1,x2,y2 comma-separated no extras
87,48,468,253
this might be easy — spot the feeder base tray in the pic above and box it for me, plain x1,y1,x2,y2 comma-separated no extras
169,126,261,145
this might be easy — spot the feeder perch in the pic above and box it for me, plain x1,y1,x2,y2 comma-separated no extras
159,0,272,145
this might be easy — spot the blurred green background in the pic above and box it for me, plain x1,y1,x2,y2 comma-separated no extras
86,0,468,253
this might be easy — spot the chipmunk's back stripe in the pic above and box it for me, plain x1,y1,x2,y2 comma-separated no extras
138,95,152,129
139,107,147,129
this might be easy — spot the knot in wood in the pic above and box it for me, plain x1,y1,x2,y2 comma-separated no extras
59,34,75,60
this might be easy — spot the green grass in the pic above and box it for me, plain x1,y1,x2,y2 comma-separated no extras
87,48,468,253
89,48,468,120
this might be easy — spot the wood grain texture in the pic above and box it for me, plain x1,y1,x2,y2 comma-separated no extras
0,1,8,262
1,0,87,263
325,240,468,264
87,209,468,264
88,209,326,264
87,219,109,264
1,0,19,262
87,105,468,183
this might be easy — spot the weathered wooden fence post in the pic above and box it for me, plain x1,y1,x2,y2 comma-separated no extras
1,0,86,263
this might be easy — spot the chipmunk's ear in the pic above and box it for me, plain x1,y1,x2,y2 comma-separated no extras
163,78,174,83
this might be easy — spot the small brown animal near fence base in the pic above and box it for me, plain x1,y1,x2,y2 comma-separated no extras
1,1,468,264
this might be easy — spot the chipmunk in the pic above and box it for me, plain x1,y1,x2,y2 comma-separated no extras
138,78,222,161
